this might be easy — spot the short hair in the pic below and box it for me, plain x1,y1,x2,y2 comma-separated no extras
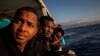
14,7,38,18
13,6,39,27
54,28,64,36
39,16,54,26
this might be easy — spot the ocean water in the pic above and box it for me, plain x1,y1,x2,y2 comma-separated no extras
63,24,100,56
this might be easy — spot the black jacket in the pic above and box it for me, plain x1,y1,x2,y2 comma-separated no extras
0,27,46,56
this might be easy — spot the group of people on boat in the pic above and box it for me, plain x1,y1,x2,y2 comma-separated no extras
0,7,76,56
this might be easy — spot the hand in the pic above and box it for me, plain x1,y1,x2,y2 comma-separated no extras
65,50,76,56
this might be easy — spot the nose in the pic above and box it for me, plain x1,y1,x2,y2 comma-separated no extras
18,23,27,32
48,27,53,33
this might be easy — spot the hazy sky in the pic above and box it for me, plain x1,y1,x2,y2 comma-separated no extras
44,0,100,23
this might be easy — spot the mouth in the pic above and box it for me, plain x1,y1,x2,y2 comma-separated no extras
45,33,51,38
16,33,26,40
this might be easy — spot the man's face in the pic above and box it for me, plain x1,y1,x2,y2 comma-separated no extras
12,11,38,45
43,20,54,38
54,32,62,39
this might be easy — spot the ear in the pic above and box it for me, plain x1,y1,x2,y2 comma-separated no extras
35,27,38,34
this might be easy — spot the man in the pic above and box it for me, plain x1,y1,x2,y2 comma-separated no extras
0,7,44,56
50,27,65,51
39,16,55,51
39,16,55,39
39,16,76,56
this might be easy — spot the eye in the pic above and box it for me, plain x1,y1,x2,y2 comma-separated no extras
14,18,22,23
27,22,35,28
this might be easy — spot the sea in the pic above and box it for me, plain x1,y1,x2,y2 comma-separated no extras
63,24,100,56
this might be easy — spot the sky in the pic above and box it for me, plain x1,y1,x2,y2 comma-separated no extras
44,0,100,24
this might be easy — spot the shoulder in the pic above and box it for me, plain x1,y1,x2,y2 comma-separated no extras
0,34,9,56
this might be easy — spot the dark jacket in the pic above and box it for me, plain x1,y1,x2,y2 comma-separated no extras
0,26,46,56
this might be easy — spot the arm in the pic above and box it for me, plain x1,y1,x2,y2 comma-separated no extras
60,37,65,47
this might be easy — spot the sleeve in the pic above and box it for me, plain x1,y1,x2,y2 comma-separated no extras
60,37,65,46
0,18,11,29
